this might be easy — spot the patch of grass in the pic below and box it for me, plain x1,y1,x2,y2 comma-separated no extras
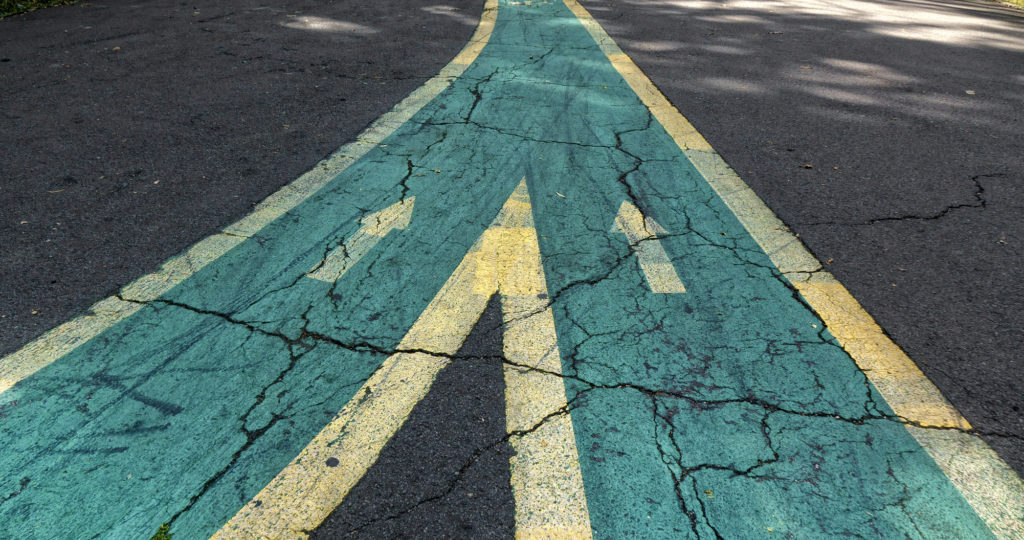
150,523,174,540
0,0,78,19
1001,0,1024,8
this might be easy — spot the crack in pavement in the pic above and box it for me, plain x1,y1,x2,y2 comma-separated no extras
333,394,574,538
129,235,989,436
107,259,1015,532
794,173,1004,227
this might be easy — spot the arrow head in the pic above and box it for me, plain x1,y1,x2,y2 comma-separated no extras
360,196,416,236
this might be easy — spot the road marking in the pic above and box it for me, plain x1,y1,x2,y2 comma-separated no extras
495,181,593,539
797,279,1024,538
215,179,590,539
2,0,1019,536
0,0,498,398
611,201,686,294
306,197,415,282
562,0,1024,536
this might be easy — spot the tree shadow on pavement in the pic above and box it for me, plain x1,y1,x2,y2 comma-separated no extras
579,0,1024,474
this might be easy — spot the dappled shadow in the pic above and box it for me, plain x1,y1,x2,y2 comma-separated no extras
281,15,379,36
421,3,486,25
586,0,1023,145
579,0,1024,473
278,6,480,40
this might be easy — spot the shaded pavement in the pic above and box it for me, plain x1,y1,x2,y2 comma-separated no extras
579,0,1024,474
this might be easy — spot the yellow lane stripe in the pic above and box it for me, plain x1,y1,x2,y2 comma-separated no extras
907,426,1024,540
503,298,593,540
498,181,593,539
794,279,967,429
0,0,499,398
561,0,1024,536
0,233,238,394
217,178,590,538
214,251,490,538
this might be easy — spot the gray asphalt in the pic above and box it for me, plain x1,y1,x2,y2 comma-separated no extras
578,0,1024,473
0,0,480,356
2,0,1022,525
312,295,514,538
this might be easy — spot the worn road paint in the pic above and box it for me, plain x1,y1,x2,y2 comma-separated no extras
562,0,1024,536
495,180,592,539
217,178,589,538
0,0,1019,538
0,0,499,398
306,197,415,282
612,201,687,293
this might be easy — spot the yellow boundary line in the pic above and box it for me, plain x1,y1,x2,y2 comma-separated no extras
561,0,1024,536
6,0,1021,535
214,179,592,538
0,0,498,397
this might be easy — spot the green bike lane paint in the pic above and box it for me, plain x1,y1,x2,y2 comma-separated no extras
0,0,1005,537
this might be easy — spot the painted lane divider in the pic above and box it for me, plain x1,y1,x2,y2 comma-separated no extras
0,0,1020,536
0,0,498,399
215,179,591,539
490,180,592,539
0,1,503,536
563,0,1024,535
306,197,415,282
611,201,686,294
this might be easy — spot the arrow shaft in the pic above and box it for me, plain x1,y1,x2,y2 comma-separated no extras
614,201,686,293
634,239,686,293
306,197,415,283
496,181,592,538
306,229,381,282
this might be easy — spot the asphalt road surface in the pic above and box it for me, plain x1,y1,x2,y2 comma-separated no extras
579,0,1024,474
1,0,1022,537
0,0,481,356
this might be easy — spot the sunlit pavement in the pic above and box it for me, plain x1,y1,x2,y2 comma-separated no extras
1,0,1023,537
581,0,1024,481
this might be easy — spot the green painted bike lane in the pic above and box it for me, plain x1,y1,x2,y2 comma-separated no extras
454,2,991,535
0,0,996,537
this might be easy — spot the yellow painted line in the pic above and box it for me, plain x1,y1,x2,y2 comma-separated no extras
611,201,686,293
214,248,488,538
498,181,593,539
561,0,1024,536
794,278,967,429
216,178,591,538
0,234,240,394
905,426,1024,540
0,0,499,398
306,197,415,282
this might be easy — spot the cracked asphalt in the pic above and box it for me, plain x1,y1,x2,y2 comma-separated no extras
577,0,1024,475
0,0,1020,537
0,0,482,358
312,295,515,538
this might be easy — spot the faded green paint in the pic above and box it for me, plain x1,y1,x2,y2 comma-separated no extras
0,0,994,538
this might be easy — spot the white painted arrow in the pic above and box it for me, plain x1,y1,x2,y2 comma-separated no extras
306,197,415,282
612,201,687,293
